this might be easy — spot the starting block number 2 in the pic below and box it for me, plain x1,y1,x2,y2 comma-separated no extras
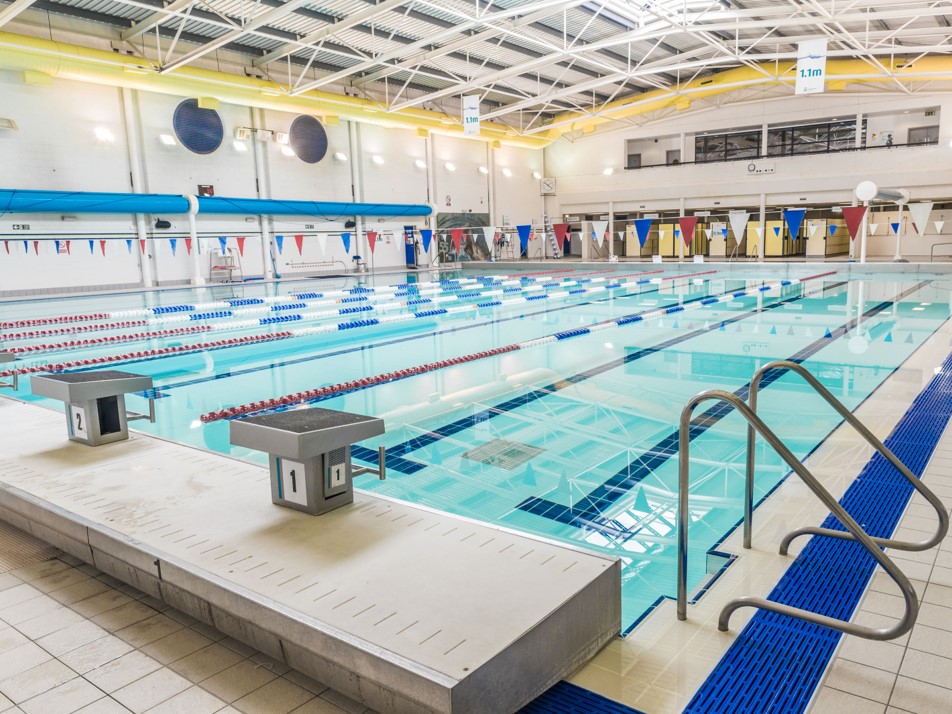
69,405,88,439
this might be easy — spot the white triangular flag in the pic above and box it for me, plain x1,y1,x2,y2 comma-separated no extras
754,227,763,239
314,234,325,258
909,202,934,235
591,220,608,247
705,228,713,240
936,221,945,234
869,223,879,235
482,226,496,246
728,211,750,242
659,229,666,240
618,231,625,241
808,224,819,237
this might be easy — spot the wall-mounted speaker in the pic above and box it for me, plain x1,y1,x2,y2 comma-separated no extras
155,219,172,229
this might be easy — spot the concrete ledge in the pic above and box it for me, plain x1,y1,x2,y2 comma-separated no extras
0,400,620,713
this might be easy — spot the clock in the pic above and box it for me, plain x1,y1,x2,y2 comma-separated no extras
540,177,557,195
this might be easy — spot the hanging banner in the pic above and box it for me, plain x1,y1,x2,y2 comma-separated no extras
87,240,94,254
908,202,934,234
772,226,781,237
420,229,433,252
869,223,879,235
275,235,284,253
828,225,838,237
936,221,945,234
217,236,227,254
99,240,107,256
125,239,132,254
340,232,351,253
33,240,40,255
891,222,900,235
591,220,608,247
236,236,246,256
139,239,146,254
367,231,378,254
728,211,750,243
481,226,496,250
184,238,192,255
782,209,806,241
515,225,531,253
633,218,653,247
841,206,868,241
795,38,828,95
169,238,177,255
451,228,464,254
677,216,699,246
808,224,819,237
462,94,480,136
553,223,570,251
294,234,305,254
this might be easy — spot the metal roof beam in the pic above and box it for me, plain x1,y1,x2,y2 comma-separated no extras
121,0,194,42
0,0,40,29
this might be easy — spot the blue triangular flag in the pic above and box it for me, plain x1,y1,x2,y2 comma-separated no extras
275,235,284,253
633,218,653,247
824,328,833,338
54,240,61,254
634,488,651,513
169,238,177,255
783,209,806,241
829,225,838,237
87,240,94,254
125,239,133,253
218,236,228,253
516,225,531,252
891,222,900,235
720,227,728,238
773,226,781,237
420,229,433,252
769,325,777,335
340,232,351,253
885,332,893,342
675,229,681,240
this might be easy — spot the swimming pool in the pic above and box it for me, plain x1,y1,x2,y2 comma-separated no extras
2,266,949,629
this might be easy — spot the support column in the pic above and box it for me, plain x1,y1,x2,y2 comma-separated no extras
348,121,364,267
119,87,154,288
859,201,869,264
758,193,766,262
678,197,685,262
608,201,615,261
250,108,275,280
425,132,437,267
183,194,205,286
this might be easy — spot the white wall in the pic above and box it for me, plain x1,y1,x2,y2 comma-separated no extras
0,71,543,295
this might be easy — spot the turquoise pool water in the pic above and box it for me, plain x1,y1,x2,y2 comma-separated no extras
2,266,949,628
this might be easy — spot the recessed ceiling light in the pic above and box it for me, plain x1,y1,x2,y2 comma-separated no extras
478,166,488,174
280,145,295,157
333,151,348,161
371,154,385,165
95,127,115,142
414,159,427,169
232,140,248,152
603,167,614,175
501,167,512,177
444,162,456,172
531,171,542,180
159,134,176,146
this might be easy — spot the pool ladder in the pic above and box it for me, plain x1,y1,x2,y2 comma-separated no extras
677,359,949,641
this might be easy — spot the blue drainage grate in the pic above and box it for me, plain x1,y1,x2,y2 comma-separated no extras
520,681,645,714
684,350,952,714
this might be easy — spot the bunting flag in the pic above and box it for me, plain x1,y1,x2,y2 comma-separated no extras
658,229,666,241
721,228,728,239
728,211,750,243
313,234,325,258
551,223,569,251
184,238,192,255
367,231,378,254
294,234,305,255
65,240,71,255
677,216,699,246
909,202,934,235
275,235,284,253
591,220,608,247
236,236,246,256
481,226,496,249
139,239,146,254
340,232,351,253
617,231,625,242
54,240,61,254
936,221,945,234
828,225,838,237
3,241,8,254
125,239,133,254
772,226,781,237
88,240,94,255
808,224,819,237
704,228,713,240
783,209,806,241
754,227,763,239
841,205,868,242
218,236,228,254
891,222,900,235
169,238,177,255
451,228,464,254
633,218,653,247
99,240,107,256
516,225,531,253
869,223,879,235
33,240,39,255
674,229,681,242
420,229,433,252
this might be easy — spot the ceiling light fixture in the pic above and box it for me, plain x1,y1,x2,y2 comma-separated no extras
414,159,427,169
371,154,385,165
501,167,512,177
531,171,542,180
94,127,115,143
159,134,176,146
478,166,488,174
333,151,348,161
603,167,614,175
444,162,456,172
280,145,295,157
232,140,248,152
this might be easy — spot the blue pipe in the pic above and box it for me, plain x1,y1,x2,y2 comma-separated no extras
0,189,432,218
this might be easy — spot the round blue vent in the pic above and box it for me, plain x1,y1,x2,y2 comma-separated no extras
289,115,328,164
173,99,224,155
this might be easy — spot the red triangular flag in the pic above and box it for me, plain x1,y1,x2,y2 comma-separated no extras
139,239,146,254
99,240,107,256
294,234,304,254
553,223,570,249
236,236,246,256
367,231,378,254
842,206,868,241
33,240,39,255
451,228,464,253
678,216,699,246
184,238,193,255
4,240,10,254
65,240,71,255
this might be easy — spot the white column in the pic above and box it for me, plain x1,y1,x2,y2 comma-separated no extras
119,87,155,288
608,200,615,261
249,107,274,280
678,197,685,262
348,121,364,266
183,194,205,285
859,201,869,264
758,193,766,262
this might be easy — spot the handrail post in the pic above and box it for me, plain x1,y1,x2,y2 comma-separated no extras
677,406,692,620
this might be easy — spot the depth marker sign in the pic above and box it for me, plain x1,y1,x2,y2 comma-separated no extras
796,39,828,95
463,95,480,136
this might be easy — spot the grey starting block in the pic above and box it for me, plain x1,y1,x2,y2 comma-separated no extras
230,408,386,515
0,352,15,390
30,370,155,446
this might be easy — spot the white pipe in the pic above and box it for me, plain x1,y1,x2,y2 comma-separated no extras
859,200,869,263
250,107,274,280
120,87,155,288
349,121,363,269
182,194,205,285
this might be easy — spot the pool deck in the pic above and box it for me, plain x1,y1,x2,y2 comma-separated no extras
0,399,620,714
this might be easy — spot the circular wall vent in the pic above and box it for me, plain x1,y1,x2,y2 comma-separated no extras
289,115,329,164
173,99,224,155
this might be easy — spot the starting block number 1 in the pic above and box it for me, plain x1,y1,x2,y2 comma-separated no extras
69,405,88,439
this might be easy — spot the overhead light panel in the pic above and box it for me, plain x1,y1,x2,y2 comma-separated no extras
444,162,456,172
371,154,385,165
478,166,489,174
94,127,115,143
333,151,348,161
233,140,248,152
414,159,427,169
0,117,18,131
603,167,614,175
531,171,542,180
280,145,295,157
501,167,512,177
275,132,289,145
159,134,176,146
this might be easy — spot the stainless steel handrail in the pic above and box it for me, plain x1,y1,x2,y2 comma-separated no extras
744,360,949,556
678,389,919,640
930,243,952,262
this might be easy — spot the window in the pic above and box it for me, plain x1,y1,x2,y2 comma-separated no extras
908,125,939,145
767,119,864,156
625,140,642,169
695,129,761,163
666,149,681,165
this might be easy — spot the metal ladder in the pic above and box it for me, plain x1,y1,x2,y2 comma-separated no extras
543,214,561,259
677,359,949,640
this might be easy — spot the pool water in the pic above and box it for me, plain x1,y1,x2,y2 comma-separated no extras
2,266,949,629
